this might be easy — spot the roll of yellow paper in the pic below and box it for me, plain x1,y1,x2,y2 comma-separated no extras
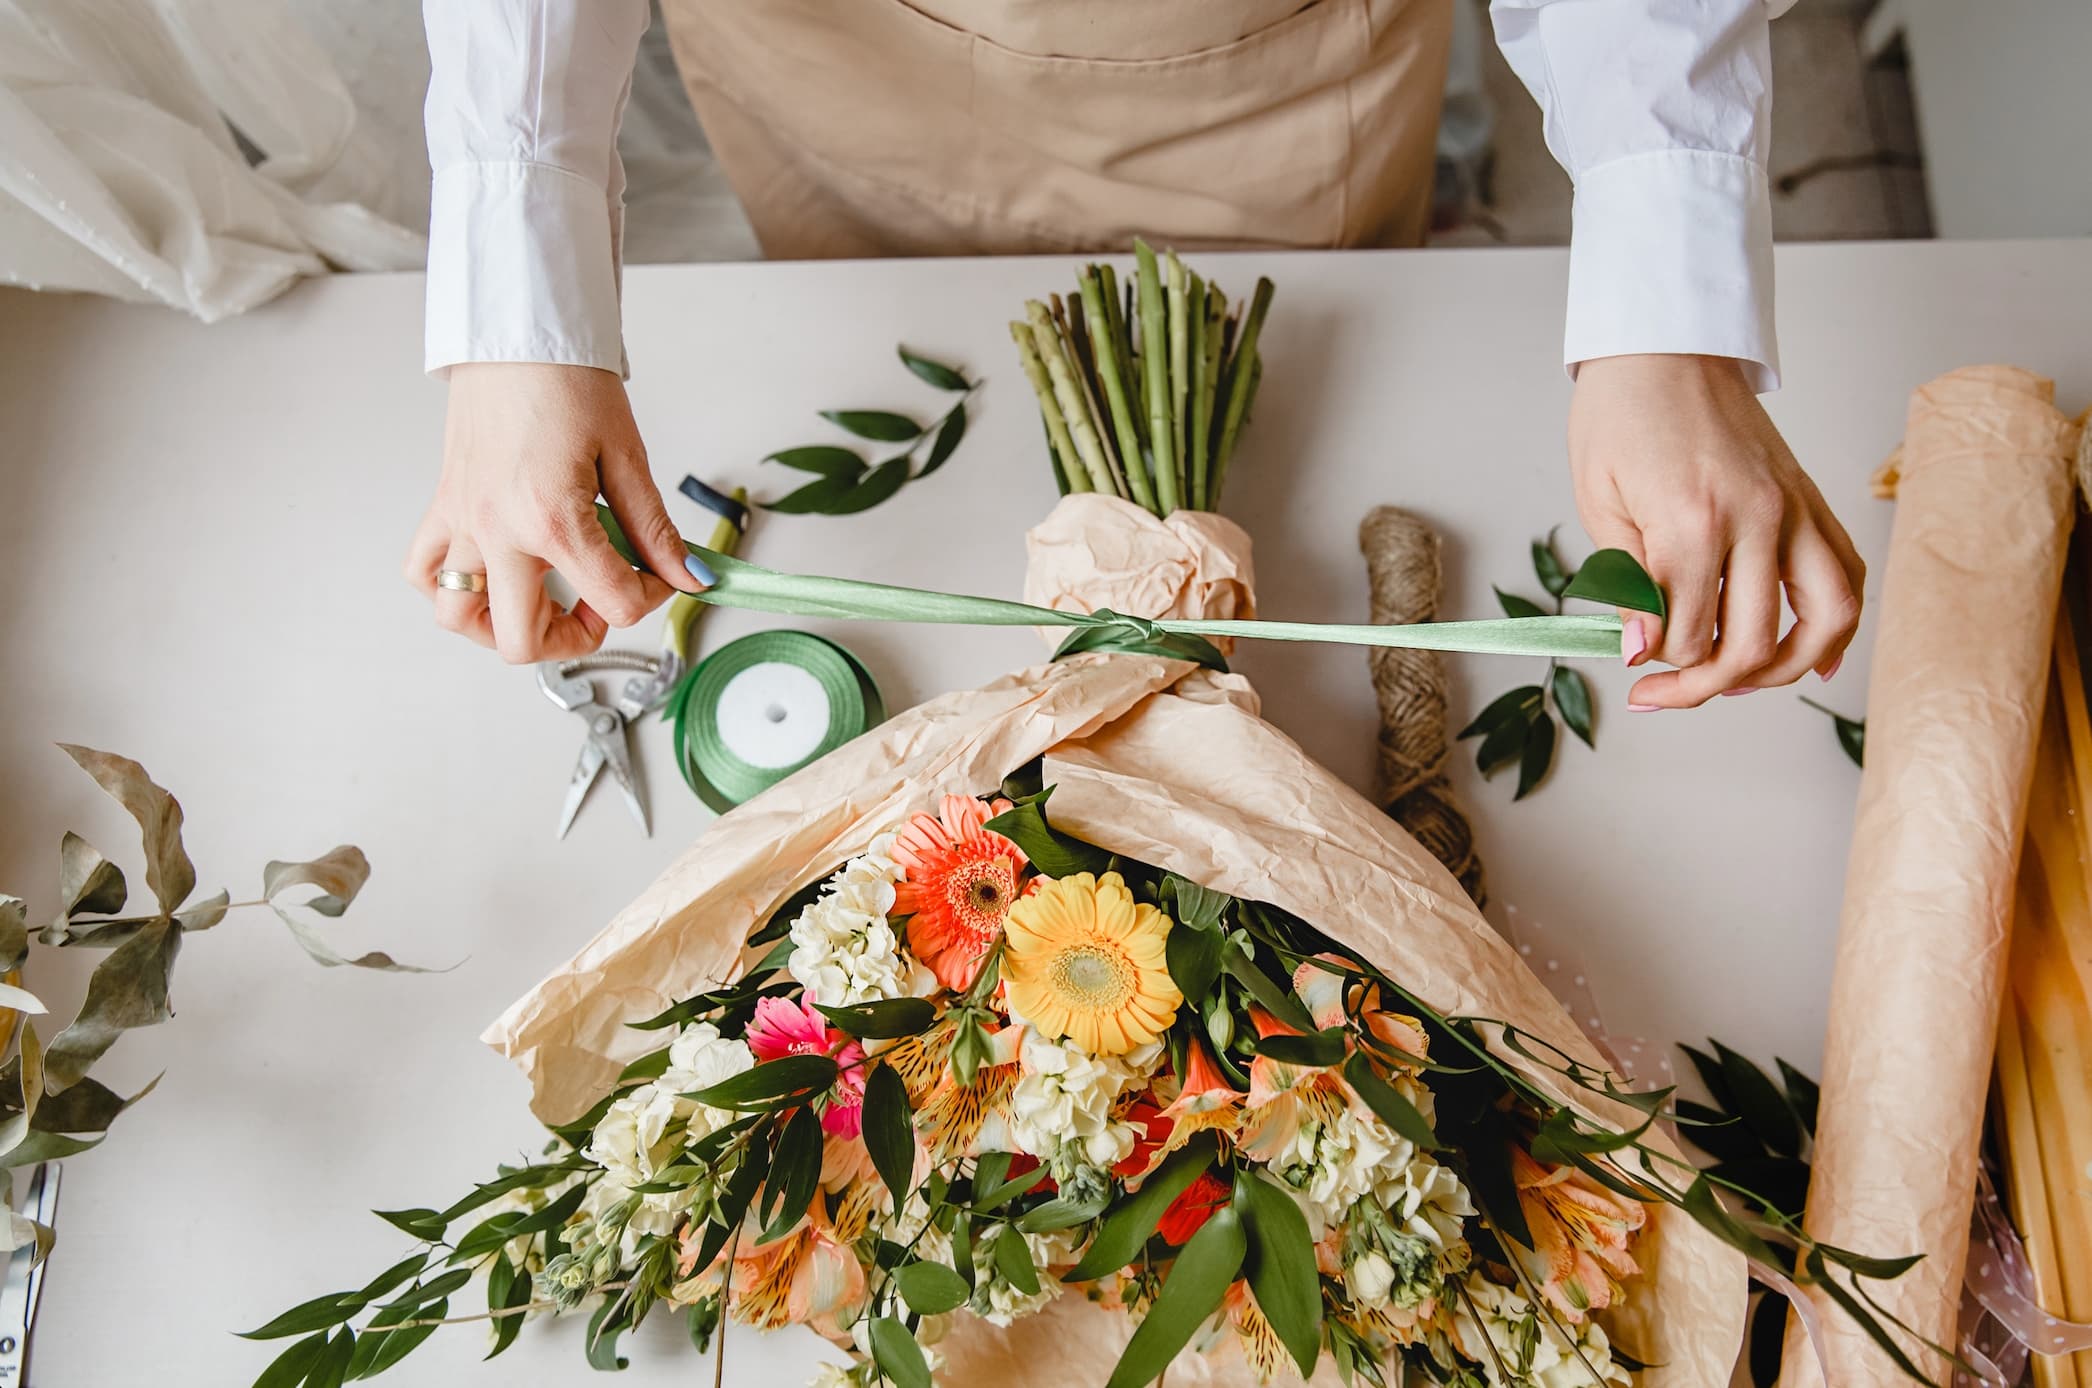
1782,366,2082,1386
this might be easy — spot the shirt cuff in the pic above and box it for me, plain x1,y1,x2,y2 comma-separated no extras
1562,149,1779,393
424,161,628,377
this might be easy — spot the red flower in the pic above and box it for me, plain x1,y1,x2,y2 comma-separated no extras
1156,1170,1232,1246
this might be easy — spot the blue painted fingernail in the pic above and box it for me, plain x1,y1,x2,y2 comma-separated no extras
685,554,716,587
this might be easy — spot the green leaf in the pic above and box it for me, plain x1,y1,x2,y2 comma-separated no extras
898,346,971,392
1532,532,1573,599
1053,615,1230,672
895,1260,971,1315
60,744,195,912
918,404,967,477
1066,1135,1218,1281
485,1251,533,1360
863,1062,916,1210
1673,1100,1763,1164
982,791,1113,880
973,1156,1049,1213
815,998,937,1040
1495,589,1547,620
822,456,912,516
1221,945,1316,1035
1777,1058,1821,1133
1461,1119,1533,1250
765,446,867,480
1236,1173,1322,1378
687,1054,839,1110
1712,1041,1803,1159
761,1106,824,1242
820,409,922,442
1013,1181,1111,1234
1803,1251,1938,1384
1551,665,1595,748
252,1331,330,1388
584,1295,630,1371
1514,712,1558,800
356,1253,431,1304
238,1289,368,1340
1165,918,1222,1003
763,473,866,515
1342,1053,1437,1149
868,1315,933,1388
1681,1175,1783,1267
57,831,126,920
1562,548,1666,618
1801,698,1865,768
1476,710,1531,776
1252,1027,1346,1068
993,1225,1040,1295
448,1186,585,1263
1813,1243,1925,1281
305,1327,356,1388
1104,1205,1246,1388
43,918,180,1091
1164,876,1230,932
1679,1044,1740,1113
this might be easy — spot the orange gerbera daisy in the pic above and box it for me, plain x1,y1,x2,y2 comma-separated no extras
893,794,1030,991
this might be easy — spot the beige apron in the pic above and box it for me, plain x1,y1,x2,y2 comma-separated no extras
656,0,1454,259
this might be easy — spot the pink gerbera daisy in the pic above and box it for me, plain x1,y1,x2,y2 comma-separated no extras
892,794,1031,991
744,996,866,1137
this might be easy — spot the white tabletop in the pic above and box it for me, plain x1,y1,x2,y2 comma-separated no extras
2,239,2088,1386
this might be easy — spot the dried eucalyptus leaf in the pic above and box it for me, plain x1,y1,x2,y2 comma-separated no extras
10,1070,156,1135
273,909,434,973
58,745,196,912
15,1025,39,1131
175,888,230,932
0,1129,102,1169
263,847,370,919
0,898,25,972
58,831,126,918
0,983,43,1017
43,919,181,1091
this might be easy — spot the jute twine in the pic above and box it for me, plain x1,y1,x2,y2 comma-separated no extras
1359,507,1487,905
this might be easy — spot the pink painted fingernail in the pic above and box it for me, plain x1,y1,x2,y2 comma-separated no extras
1721,687,1759,698
1621,619,1647,666
1628,702,1662,712
1818,654,1844,682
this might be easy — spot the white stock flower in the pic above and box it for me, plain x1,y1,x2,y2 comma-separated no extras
1007,1032,1162,1171
788,835,938,1006
1451,1277,1630,1388
657,1021,756,1146
584,1084,683,1191
1346,1250,1396,1306
1272,1103,1474,1243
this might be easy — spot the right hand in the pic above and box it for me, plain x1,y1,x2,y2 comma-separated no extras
404,363,705,662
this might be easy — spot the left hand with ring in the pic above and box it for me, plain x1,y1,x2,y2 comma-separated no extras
1568,354,1867,710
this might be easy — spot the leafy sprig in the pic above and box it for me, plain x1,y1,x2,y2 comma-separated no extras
761,347,974,516
2,745,411,1270
1459,530,1652,799
1801,696,1866,767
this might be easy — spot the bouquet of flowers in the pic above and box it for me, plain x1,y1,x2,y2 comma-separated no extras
253,256,1927,1387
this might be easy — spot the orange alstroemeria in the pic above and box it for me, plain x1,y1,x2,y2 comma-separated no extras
1511,1148,1647,1321
1157,1040,1244,1153
726,1196,868,1336
1237,1009,1349,1165
1292,953,1430,1062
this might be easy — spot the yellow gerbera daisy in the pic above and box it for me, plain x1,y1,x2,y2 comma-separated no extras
1003,871,1182,1056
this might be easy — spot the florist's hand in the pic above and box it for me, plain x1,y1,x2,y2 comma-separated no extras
404,363,708,662
1569,354,1865,710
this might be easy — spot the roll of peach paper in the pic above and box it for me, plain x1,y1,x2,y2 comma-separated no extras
1782,366,2083,1386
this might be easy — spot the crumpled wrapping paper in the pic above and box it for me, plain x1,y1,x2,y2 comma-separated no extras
485,493,1744,1386
1781,366,2084,1387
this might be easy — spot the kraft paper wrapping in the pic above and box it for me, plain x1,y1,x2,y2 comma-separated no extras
485,493,1744,1386
1781,367,2083,1387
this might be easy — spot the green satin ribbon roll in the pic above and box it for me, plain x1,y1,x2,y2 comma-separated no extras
597,504,1649,667
670,630,886,813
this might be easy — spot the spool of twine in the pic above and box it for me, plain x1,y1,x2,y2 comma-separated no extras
1358,507,1486,904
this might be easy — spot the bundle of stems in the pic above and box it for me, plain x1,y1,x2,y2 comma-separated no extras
1010,239,1273,517
1994,537,2092,1388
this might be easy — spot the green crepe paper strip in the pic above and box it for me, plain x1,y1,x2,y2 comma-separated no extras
596,505,1645,665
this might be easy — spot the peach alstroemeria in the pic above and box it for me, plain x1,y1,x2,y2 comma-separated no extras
1292,954,1431,1063
1225,1279,1290,1383
917,1023,1024,1159
1511,1148,1646,1321
1237,1010,1348,1165
744,995,866,1137
730,1200,867,1336
893,794,1030,991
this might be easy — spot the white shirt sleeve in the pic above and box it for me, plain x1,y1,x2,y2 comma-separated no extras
1491,0,1789,391
421,0,650,376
